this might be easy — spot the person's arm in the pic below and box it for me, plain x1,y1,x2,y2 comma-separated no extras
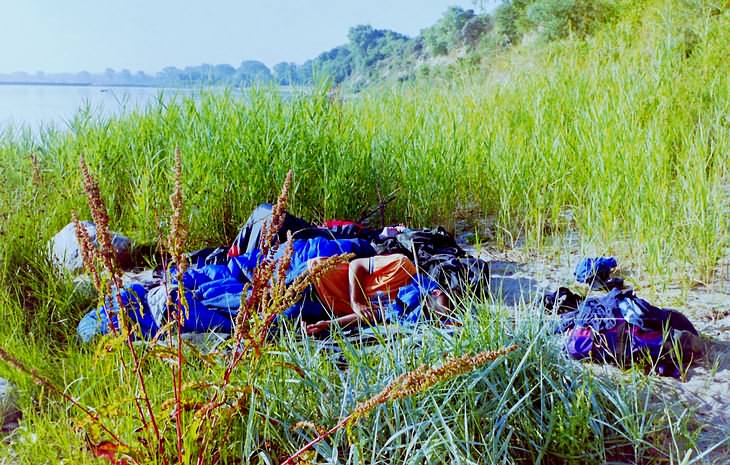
305,309,378,335
306,314,357,335
348,257,371,316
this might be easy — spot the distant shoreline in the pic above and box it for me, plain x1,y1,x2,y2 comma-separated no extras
0,82,301,92
0,81,161,88
0,81,91,86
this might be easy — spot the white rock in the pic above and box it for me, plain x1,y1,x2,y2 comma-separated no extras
48,221,131,274
0,378,20,433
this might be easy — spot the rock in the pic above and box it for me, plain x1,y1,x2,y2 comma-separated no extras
48,221,132,274
1,378,21,433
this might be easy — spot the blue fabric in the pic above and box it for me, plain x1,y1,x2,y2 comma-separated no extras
175,264,233,290
565,327,595,360
76,284,159,342
574,288,624,331
229,237,375,284
273,287,329,332
565,289,698,335
574,257,617,283
617,292,698,335
555,287,700,378
78,237,377,342
554,310,578,334
288,238,375,281
196,277,244,310
385,275,441,324
77,277,237,341
281,296,329,323
165,264,246,311
172,289,234,333
79,236,446,342
77,304,115,343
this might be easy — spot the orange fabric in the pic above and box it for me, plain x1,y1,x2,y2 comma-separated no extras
365,255,417,297
311,262,350,315
310,255,417,316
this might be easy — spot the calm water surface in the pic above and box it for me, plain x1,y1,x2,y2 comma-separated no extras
0,84,240,131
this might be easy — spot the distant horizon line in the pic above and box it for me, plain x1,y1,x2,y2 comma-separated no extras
0,81,303,89
0,60,278,77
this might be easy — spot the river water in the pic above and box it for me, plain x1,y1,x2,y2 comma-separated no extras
0,84,241,131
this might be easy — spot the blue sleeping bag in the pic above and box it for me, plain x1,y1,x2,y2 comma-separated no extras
78,238,375,342
229,237,375,284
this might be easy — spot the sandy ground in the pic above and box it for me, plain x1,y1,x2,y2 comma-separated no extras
471,240,730,464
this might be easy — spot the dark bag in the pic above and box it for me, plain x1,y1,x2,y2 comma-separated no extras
228,204,313,258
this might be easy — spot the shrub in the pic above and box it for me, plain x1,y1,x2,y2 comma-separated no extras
526,0,619,41
494,0,535,44
422,6,478,55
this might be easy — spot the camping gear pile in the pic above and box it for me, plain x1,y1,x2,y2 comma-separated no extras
76,204,489,342
68,205,701,379
543,257,702,378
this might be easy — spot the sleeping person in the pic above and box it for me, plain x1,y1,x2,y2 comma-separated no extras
282,253,450,335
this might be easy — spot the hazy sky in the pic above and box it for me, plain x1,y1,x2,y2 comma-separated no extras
0,0,495,74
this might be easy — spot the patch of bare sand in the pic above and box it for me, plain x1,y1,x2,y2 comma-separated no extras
466,242,730,463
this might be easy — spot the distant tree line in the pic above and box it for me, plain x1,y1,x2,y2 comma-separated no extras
0,60,277,87
0,2,618,89
268,7,492,88
266,1,617,89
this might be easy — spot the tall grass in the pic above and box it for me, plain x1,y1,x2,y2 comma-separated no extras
1,294,708,464
0,0,728,463
1,2,727,283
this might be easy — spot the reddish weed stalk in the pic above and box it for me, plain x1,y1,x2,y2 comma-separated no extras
6,158,352,463
81,162,333,463
165,147,188,465
188,170,355,464
226,170,293,379
77,155,165,462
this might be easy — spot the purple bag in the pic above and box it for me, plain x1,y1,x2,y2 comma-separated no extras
566,327,594,360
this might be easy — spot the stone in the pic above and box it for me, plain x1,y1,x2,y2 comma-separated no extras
1,378,21,433
48,221,132,274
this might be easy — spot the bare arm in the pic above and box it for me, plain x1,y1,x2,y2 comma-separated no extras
306,258,375,336
348,257,371,316
306,309,379,335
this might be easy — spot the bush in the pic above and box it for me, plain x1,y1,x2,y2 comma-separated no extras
495,0,618,44
526,0,618,41
422,6,478,55
461,15,494,48
494,0,535,44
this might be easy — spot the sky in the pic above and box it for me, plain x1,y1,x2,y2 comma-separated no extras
0,0,496,74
